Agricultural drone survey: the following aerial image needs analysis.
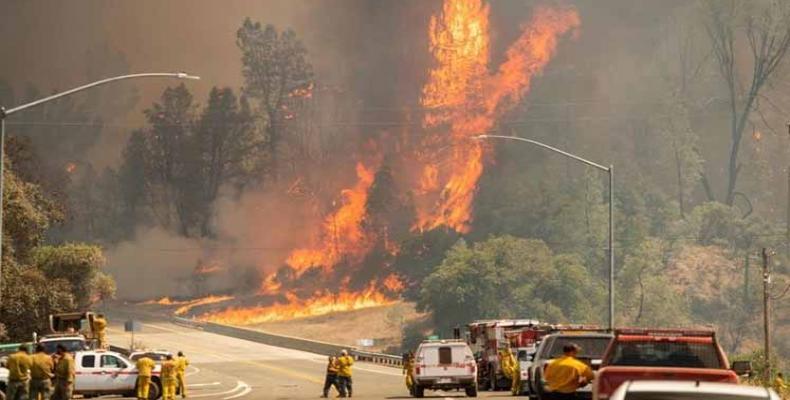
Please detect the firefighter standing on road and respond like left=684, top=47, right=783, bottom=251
left=321, top=355, right=339, bottom=398
left=544, top=343, right=594, bottom=400
left=92, top=314, right=108, bottom=349
left=6, top=345, right=31, bottom=400
left=51, top=345, right=75, bottom=400
left=162, top=354, right=178, bottom=400
left=402, top=352, right=415, bottom=393
left=176, top=351, right=189, bottom=398
left=337, top=349, right=354, bottom=398
left=135, top=355, right=156, bottom=400
left=29, top=344, right=54, bottom=400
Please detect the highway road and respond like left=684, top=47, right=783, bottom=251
left=105, top=312, right=508, bottom=400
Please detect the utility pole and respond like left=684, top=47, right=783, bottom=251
left=761, top=248, right=772, bottom=382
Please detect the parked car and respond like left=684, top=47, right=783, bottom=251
left=412, top=339, right=478, bottom=398
left=528, top=332, right=613, bottom=400
left=74, top=349, right=162, bottom=399
left=594, top=328, right=740, bottom=400
left=608, top=380, right=780, bottom=400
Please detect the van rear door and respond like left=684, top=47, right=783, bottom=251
left=421, top=344, right=473, bottom=379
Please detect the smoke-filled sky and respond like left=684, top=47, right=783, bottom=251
left=4, top=0, right=787, bottom=300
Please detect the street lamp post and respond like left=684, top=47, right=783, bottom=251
left=474, top=134, right=616, bottom=331
left=0, top=72, right=200, bottom=303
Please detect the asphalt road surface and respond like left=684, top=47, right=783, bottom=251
left=105, top=312, right=512, bottom=400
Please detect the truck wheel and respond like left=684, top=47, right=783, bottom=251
left=465, top=385, right=478, bottom=397
left=535, top=371, right=547, bottom=400
left=148, top=380, right=162, bottom=400
left=414, top=385, right=424, bottom=398
left=490, top=370, right=498, bottom=390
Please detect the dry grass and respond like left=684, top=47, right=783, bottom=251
left=248, top=301, right=424, bottom=352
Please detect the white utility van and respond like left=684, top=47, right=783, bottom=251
left=412, top=339, right=477, bottom=398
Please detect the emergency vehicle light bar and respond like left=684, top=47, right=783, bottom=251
left=615, top=328, right=715, bottom=337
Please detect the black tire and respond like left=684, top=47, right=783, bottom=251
left=414, top=385, right=425, bottom=398
left=490, top=370, right=499, bottom=391
left=148, top=380, right=162, bottom=400
left=535, top=371, right=547, bottom=400
left=466, top=385, right=478, bottom=397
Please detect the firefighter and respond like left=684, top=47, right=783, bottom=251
left=543, top=343, right=593, bottom=400
left=162, top=354, right=178, bottom=400
left=336, top=349, right=354, bottom=398
left=29, top=344, right=54, bottom=400
left=402, top=352, right=415, bottom=393
left=135, top=355, right=156, bottom=400
left=321, top=356, right=339, bottom=398
left=93, top=314, right=108, bottom=349
left=51, top=345, right=75, bottom=400
left=6, top=345, right=32, bottom=400
left=176, top=351, right=189, bottom=398
left=775, top=372, right=787, bottom=393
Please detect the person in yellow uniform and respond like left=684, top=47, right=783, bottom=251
left=29, top=344, right=54, bottom=400
left=544, top=344, right=594, bottom=400
left=6, top=345, right=32, bottom=400
left=402, top=352, right=415, bottom=393
left=51, top=345, right=75, bottom=400
left=93, top=314, right=108, bottom=349
left=321, top=356, right=339, bottom=398
left=176, top=351, right=189, bottom=398
left=161, top=355, right=178, bottom=400
left=336, top=350, right=354, bottom=398
left=135, top=355, right=156, bottom=400
left=774, top=372, right=787, bottom=394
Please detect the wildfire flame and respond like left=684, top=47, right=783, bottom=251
left=198, top=282, right=395, bottom=325
left=414, top=0, right=580, bottom=233
left=190, top=1, right=579, bottom=325
left=285, top=162, right=377, bottom=273
left=173, top=295, right=234, bottom=316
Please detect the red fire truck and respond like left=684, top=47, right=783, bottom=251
left=467, top=320, right=551, bottom=391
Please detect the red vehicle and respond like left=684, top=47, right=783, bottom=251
left=593, top=328, right=740, bottom=400
left=467, top=320, right=550, bottom=391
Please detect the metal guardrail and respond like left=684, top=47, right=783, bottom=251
left=171, top=316, right=403, bottom=368
left=351, top=349, right=403, bottom=367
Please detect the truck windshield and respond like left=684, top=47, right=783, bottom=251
left=545, top=337, right=611, bottom=359
left=609, top=341, right=723, bottom=368
left=41, top=340, right=87, bottom=355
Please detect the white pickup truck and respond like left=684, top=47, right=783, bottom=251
left=1, top=350, right=161, bottom=400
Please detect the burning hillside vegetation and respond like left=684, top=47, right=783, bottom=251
left=164, top=0, right=581, bottom=325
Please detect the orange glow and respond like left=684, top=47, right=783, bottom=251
left=65, top=162, right=77, bottom=174
left=414, top=0, right=580, bottom=233
left=198, top=283, right=394, bottom=325
left=285, top=162, right=377, bottom=274
left=140, top=297, right=189, bottom=306
left=173, top=295, right=235, bottom=316
left=382, top=274, right=405, bottom=292
left=259, top=273, right=282, bottom=295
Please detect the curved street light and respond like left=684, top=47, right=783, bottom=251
left=474, top=134, right=615, bottom=331
left=0, top=72, right=201, bottom=302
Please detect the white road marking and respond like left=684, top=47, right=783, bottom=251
left=188, top=380, right=248, bottom=398
left=223, top=381, right=252, bottom=399
left=186, top=365, right=200, bottom=376
left=187, top=382, right=221, bottom=387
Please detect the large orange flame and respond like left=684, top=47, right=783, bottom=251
left=198, top=281, right=395, bottom=325
left=187, top=1, right=579, bottom=325
left=414, top=0, right=580, bottom=233
left=285, top=162, right=377, bottom=273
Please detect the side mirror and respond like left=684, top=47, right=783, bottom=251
left=731, top=360, right=752, bottom=376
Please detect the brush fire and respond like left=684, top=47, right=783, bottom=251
left=148, top=0, right=580, bottom=326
